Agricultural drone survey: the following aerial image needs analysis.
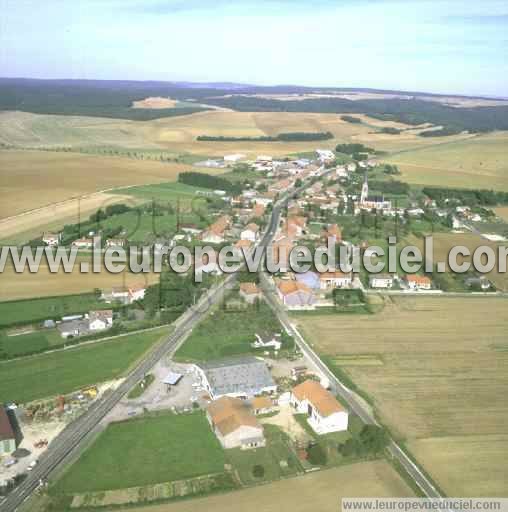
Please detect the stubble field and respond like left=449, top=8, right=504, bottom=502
left=118, top=460, right=413, bottom=512
left=296, top=296, right=508, bottom=496
left=385, top=132, right=508, bottom=190
left=0, top=150, right=191, bottom=219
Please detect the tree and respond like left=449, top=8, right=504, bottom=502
left=252, top=464, right=265, bottom=478
left=307, top=443, right=327, bottom=466
left=358, top=425, right=389, bottom=455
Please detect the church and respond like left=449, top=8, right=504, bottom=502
left=358, top=173, right=392, bottom=211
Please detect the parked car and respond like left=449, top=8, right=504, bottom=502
left=27, top=460, right=38, bottom=471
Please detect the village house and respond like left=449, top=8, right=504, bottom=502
left=0, top=406, right=16, bottom=455
left=194, top=250, right=222, bottom=276
left=252, top=203, right=266, bottom=219
left=72, top=237, right=94, bottom=249
left=322, top=224, right=342, bottom=244
left=319, top=271, right=352, bottom=290
left=201, top=215, right=230, bottom=244
left=88, top=310, right=113, bottom=331
left=290, top=380, right=348, bottom=435
left=195, top=356, right=277, bottom=400
left=239, top=282, right=261, bottom=304
left=369, top=274, right=395, bottom=289
left=316, top=149, right=335, bottom=163
left=404, top=274, right=432, bottom=290
left=42, top=232, right=61, bottom=247
left=240, top=222, right=260, bottom=242
left=224, top=153, right=246, bottom=164
left=295, top=271, right=321, bottom=290
left=102, top=285, right=146, bottom=304
left=270, top=237, right=295, bottom=272
left=206, top=397, right=265, bottom=450
left=276, top=280, right=316, bottom=310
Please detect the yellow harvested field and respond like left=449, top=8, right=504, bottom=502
left=297, top=296, right=508, bottom=496
left=0, top=191, right=136, bottom=243
left=131, top=97, right=177, bottom=109
left=494, top=206, right=508, bottom=222
left=385, top=132, right=508, bottom=190
left=121, top=461, right=413, bottom=512
left=408, top=435, right=508, bottom=498
left=0, top=259, right=158, bottom=301
left=0, top=150, right=191, bottom=219
left=0, top=110, right=471, bottom=159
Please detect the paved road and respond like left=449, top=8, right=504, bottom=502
left=259, top=272, right=444, bottom=500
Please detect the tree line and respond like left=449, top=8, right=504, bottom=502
left=197, top=131, right=333, bottom=142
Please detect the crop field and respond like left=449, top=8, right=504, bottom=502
left=121, top=460, right=412, bottom=512
left=296, top=296, right=508, bottom=496
left=0, top=191, right=136, bottom=244
left=0, top=327, right=169, bottom=403
left=0, top=150, right=191, bottom=219
left=0, top=257, right=158, bottom=301
left=385, top=132, right=508, bottom=191
left=494, top=206, right=508, bottom=222
left=53, top=412, right=225, bottom=493
left=406, top=232, right=508, bottom=291
left=0, top=110, right=472, bottom=162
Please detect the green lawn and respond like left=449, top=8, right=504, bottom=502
left=224, top=425, right=302, bottom=485
left=52, top=412, right=226, bottom=493
left=0, top=328, right=62, bottom=359
left=0, top=327, right=169, bottom=403
left=174, top=302, right=281, bottom=362
left=0, top=293, right=110, bottom=328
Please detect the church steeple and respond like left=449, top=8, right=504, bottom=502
left=360, top=172, right=368, bottom=204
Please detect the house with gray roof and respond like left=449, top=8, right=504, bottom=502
left=195, top=356, right=277, bottom=400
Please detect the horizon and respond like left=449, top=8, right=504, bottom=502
left=2, top=0, right=507, bottom=97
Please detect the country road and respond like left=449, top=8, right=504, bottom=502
left=0, top=166, right=446, bottom=511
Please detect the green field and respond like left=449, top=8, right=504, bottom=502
left=0, top=293, right=110, bottom=328
left=174, top=302, right=282, bottom=362
left=0, top=329, right=62, bottom=359
left=114, top=182, right=215, bottom=204
left=53, top=412, right=225, bottom=493
left=0, top=327, right=169, bottom=403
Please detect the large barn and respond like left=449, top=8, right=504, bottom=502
left=195, top=356, right=276, bottom=400
left=0, top=407, right=16, bottom=455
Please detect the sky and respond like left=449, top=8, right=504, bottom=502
left=1, top=0, right=507, bottom=96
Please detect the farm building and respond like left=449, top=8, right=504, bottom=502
left=195, top=356, right=277, bottom=400
left=0, top=407, right=16, bottom=455
left=291, top=380, right=348, bottom=435
left=206, top=396, right=265, bottom=450
left=89, top=310, right=113, bottom=331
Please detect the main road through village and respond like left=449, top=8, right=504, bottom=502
left=0, top=173, right=444, bottom=511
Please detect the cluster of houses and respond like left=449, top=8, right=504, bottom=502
left=195, top=355, right=348, bottom=450
left=57, top=310, right=113, bottom=339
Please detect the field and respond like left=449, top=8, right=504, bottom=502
left=296, top=296, right=508, bottom=496
left=0, top=329, right=62, bottom=358
left=0, top=257, right=158, bottom=301
left=494, top=206, right=508, bottom=222
left=0, top=293, right=108, bottom=327
left=53, top=412, right=225, bottom=493
left=120, top=460, right=413, bottom=512
left=0, top=110, right=474, bottom=161
left=0, top=191, right=136, bottom=244
left=385, top=132, right=508, bottom=190
left=174, top=302, right=282, bottom=362
left=0, top=327, right=169, bottom=403
left=406, top=232, right=508, bottom=291
left=0, top=150, right=191, bottom=219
